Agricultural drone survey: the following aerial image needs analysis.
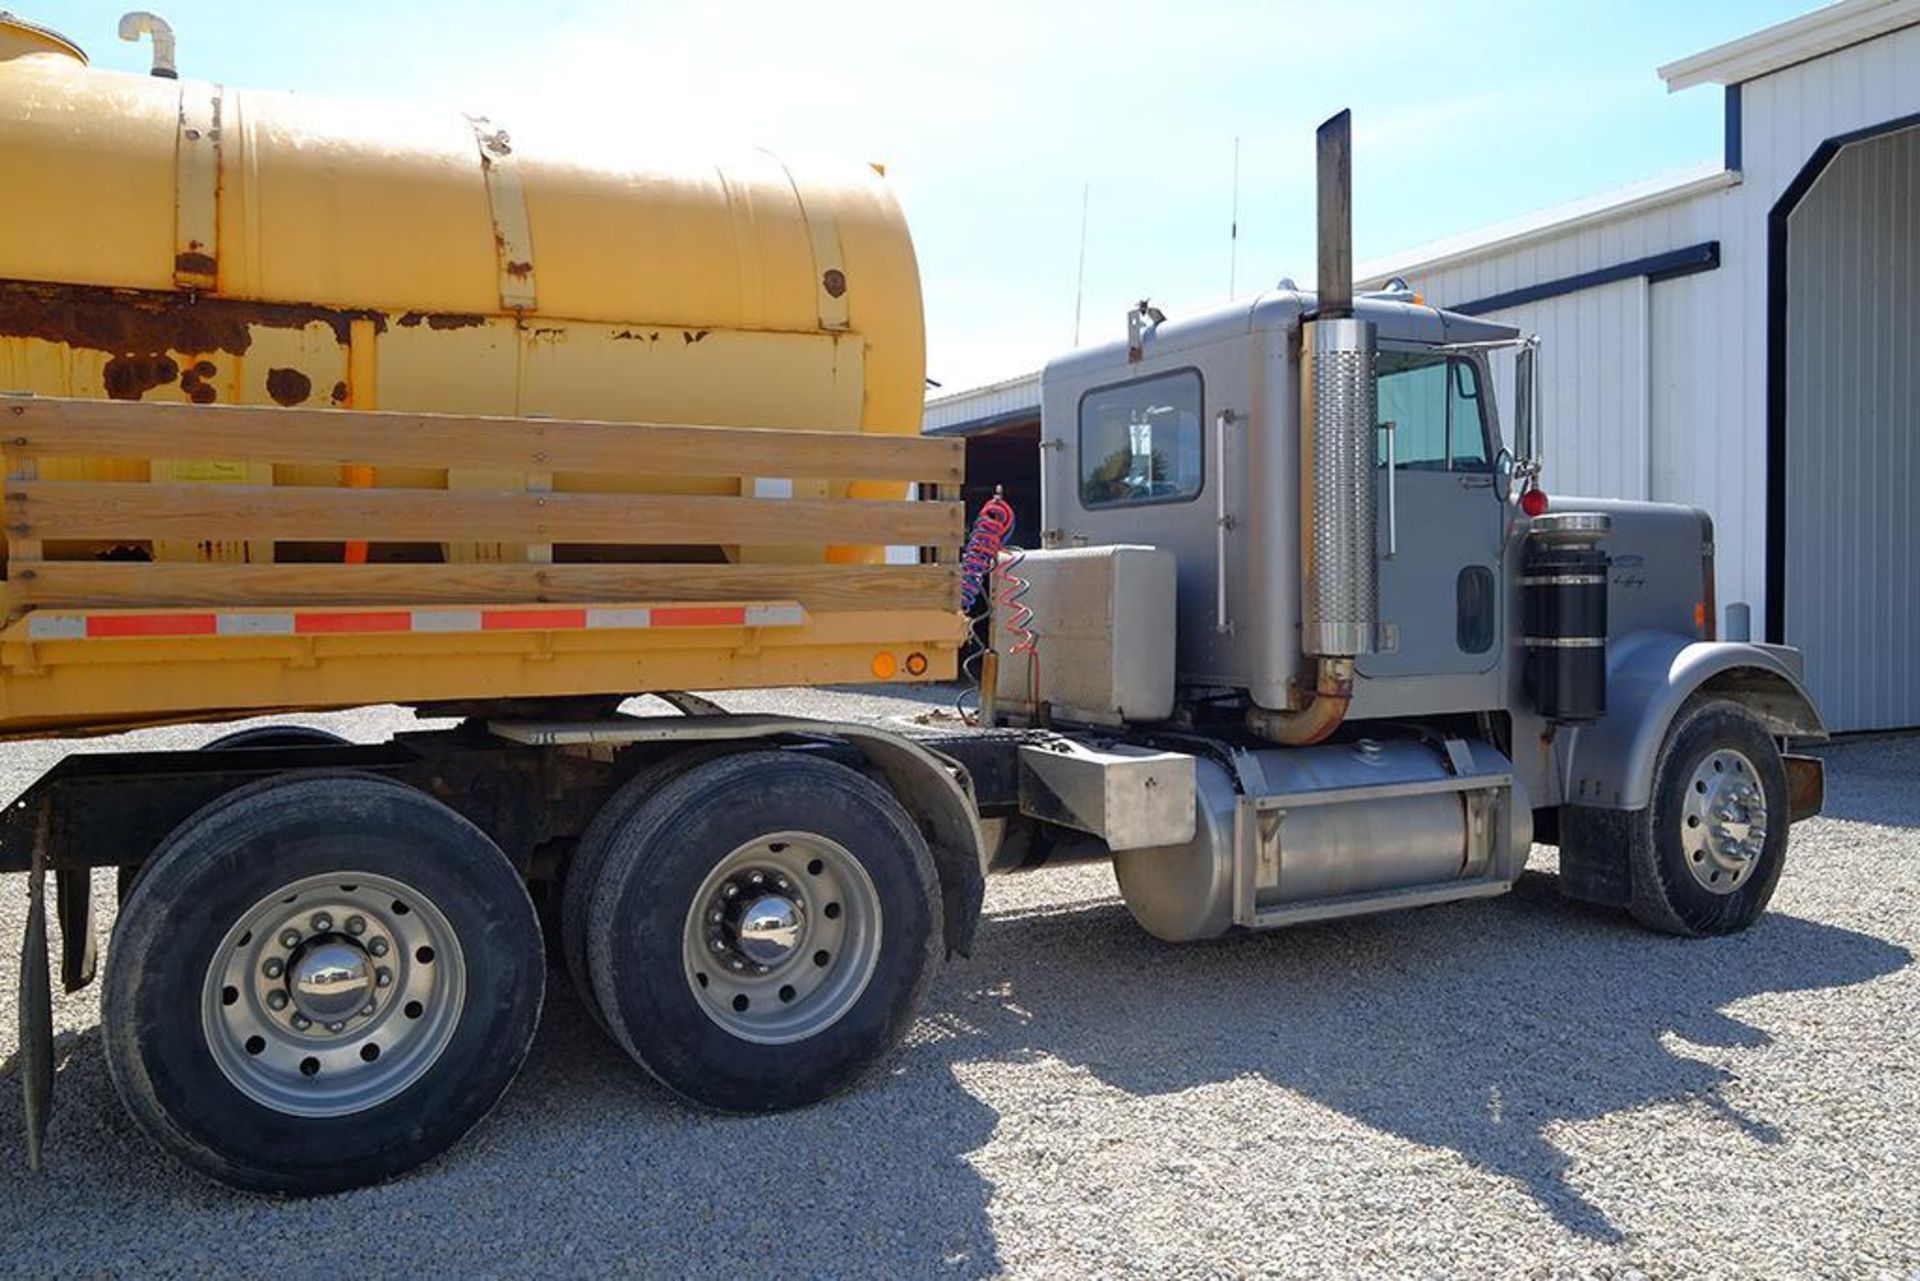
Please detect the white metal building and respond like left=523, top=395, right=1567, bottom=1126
left=1357, top=0, right=1920, bottom=732
left=931, top=0, right=1920, bottom=732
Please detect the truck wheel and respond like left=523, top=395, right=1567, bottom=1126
left=1627, top=698, right=1790, bottom=937
left=585, top=751, right=940, bottom=1112
left=558, top=748, right=722, bottom=1025
left=101, top=775, right=544, bottom=1194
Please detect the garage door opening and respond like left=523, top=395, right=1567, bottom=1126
left=1770, top=118, right=1920, bottom=732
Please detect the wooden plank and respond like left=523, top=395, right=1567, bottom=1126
left=1, top=397, right=963, bottom=484
left=9, top=561, right=961, bottom=613
left=6, top=480, right=963, bottom=547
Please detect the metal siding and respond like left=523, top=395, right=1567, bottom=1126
left=1372, top=21, right=1920, bottom=730
left=1785, top=125, right=1920, bottom=730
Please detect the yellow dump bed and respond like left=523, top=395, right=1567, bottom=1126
left=0, top=19, right=963, bottom=736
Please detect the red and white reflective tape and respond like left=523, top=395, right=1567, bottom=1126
left=22, top=601, right=807, bottom=641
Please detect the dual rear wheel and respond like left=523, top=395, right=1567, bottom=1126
left=566, top=751, right=942, bottom=1112
left=101, top=750, right=941, bottom=1193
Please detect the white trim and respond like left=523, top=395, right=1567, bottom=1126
left=1660, top=0, right=1920, bottom=91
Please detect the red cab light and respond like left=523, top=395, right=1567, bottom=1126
left=1520, top=487, right=1549, bottom=518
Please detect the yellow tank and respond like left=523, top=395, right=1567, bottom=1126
left=0, top=16, right=961, bottom=735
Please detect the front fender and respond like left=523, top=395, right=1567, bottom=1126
left=1563, top=631, right=1826, bottom=810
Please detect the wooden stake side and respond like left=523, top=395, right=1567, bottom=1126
left=0, top=397, right=964, bottom=485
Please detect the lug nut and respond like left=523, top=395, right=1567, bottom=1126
left=262, top=958, right=284, bottom=979
left=749, top=871, right=764, bottom=886
left=361, top=1003, right=376, bottom=1017
left=311, top=913, right=333, bottom=933
left=280, top=929, right=302, bottom=949
left=367, top=938, right=389, bottom=957
left=267, top=990, right=289, bottom=1011
left=723, top=884, right=739, bottom=899
left=345, top=915, right=366, bottom=936
left=775, top=877, right=791, bottom=892
left=710, top=939, right=727, bottom=954
left=709, top=910, right=723, bottom=924
left=375, top=967, right=392, bottom=988
left=291, top=1013, right=312, bottom=1030
left=729, top=959, right=746, bottom=972
left=327, top=1021, right=345, bottom=1032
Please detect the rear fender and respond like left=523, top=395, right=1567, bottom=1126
left=1562, top=631, right=1825, bottom=811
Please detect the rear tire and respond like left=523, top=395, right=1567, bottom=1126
left=558, top=748, right=722, bottom=1026
left=101, top=775, right=545, bottom=1195
left=586, top=751, right=940, bottom=1112
left=1627, top=698, right=1789, bottom=936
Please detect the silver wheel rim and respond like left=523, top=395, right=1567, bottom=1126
left=681, top=831, right=882, bottom=1045
left=1680, top=747, right=1769, bottom=895
left=202, top=872, right=466, bottom=1117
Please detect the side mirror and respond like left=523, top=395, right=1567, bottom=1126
left=1512, top=339, right=1543, bottom=486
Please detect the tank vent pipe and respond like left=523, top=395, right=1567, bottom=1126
left=117, top=11, right=176, bottom=78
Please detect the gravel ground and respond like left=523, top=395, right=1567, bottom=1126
left=0, top=687, right=1916, bottom=1278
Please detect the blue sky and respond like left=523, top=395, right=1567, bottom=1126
left=53, top=1, right=1811, bottom=390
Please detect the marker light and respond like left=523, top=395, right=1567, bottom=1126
left=1520, top=487, right=1549, bottom=518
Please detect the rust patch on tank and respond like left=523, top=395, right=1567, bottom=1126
left=174, top=250, right=218, bottom=279
left=683, top=329, right=711, bottom=345
left=266, top=367, right=312, bottom=406
left=179, top=361, right=218, bottom=404
left=101, top=354, right=181, bottom=401
left=0, top=278, right=386, bottom=356
left=330, top=380, right=350, bottom=404
left=506, top=260, right=533, bottom=279
left=822, top=269, right=847, bottom=298
left=399, top=311, right=486, bottom=331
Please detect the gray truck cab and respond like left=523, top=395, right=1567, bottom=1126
left=986, top=115, right=1824, bottom=942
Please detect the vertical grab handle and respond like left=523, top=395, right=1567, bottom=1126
left=1215, top=408, right=1235, bottom=634
left=1381, top=419, right=1398, bottom=560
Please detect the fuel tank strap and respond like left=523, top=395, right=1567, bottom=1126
left=172, top=81, right=223, bottom=290
left=466, top=115, right=538, bottom=312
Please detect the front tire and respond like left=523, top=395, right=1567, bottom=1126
left=1627, top=698, right=1790, bottom=936
left=586, top=751, right=940, bottom=1112
left=102, top=775, right=545, bottom=1195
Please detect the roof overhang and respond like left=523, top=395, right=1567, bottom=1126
left=1660, top=0, right=1920, bottom=91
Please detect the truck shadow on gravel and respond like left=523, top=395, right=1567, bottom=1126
left=0, top=873, right=1906, bottom=1271
left=937, top=870, right=1910, bottom=1245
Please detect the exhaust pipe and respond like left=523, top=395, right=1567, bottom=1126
left=1254, top=109, right=1375, bottom=747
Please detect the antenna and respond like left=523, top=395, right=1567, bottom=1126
left=1229, top=136, right=1241, bottom=298
left=1072, top=181, right=1090, bottom=347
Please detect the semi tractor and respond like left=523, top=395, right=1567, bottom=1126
left=0, top=14, right=1825, bottom=1194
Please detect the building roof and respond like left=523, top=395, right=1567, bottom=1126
left=1660, top=0, right=1920, bottom=90
left=1355, top=162, right=1737, bottom=286
left=923, top=370, right=1041, bottom=436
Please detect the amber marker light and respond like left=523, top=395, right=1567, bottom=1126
left=904, top=651, right=929, bottom=676
left=870, top=652, right=899, bottom=680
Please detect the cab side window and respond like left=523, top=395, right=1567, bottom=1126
left=1376, top=354, right=1489, bottom=472
left=1078, top=370, right=1205, bottom=508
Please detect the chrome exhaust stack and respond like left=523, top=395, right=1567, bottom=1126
left=1253, top=109, right=1376, bottom=746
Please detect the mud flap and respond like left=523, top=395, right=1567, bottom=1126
left=55, top=868, right=95, bottom=993
left=19, top=850, right=53, bottom=1171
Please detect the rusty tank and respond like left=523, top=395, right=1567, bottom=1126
left=0, top=14, right=960, bottom=736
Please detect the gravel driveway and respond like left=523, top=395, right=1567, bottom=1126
left=0, top=688, right=1914, bottom=1277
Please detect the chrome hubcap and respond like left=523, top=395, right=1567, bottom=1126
left=682, top=832, right=882, bottom=1045
left=1681, top=747, right=1769, bottom=895
left=736, top=895, right=805, bottom=966
left=290, top=940, right=374, bottom=1024
left=202, top=873, right=465, bottom=1117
